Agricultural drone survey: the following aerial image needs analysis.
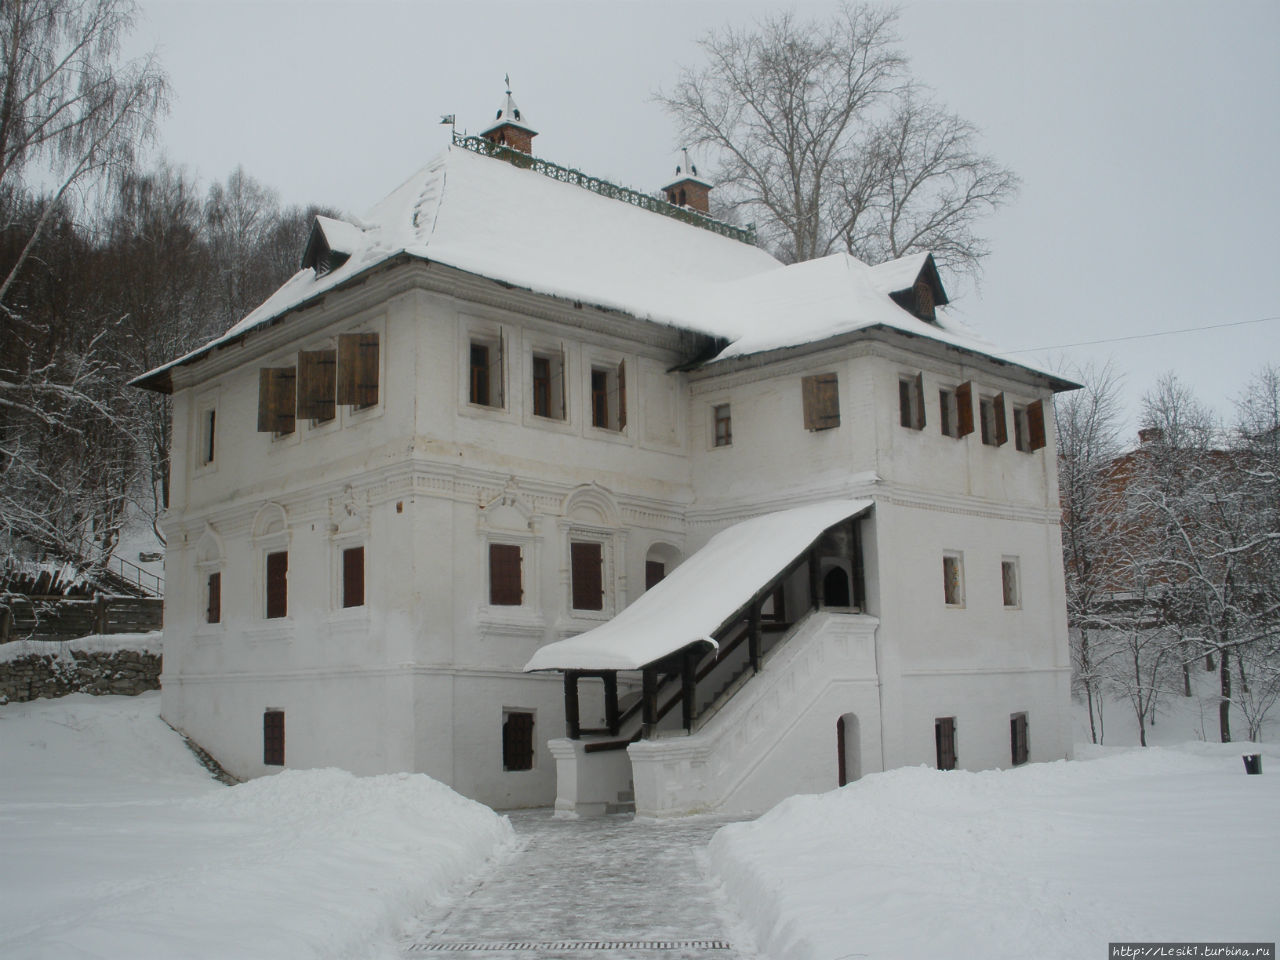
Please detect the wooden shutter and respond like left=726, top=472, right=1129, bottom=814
left=802, top=373, right=840, bottom=430
left=336, top=333, right=379, bottom=407
left=257, top=367, right=296, bottom=433
left=298, top=349, right=337, bottom=420
left=342, top=546, right=365, bottom=608
left=207, top=571, right=221, bottom=624
left=265, top=551, right=288, bottom=619
left=489, top=544, right=522, bottom=606
left=470, top=343, right=489, bottom=406
left=570, top=541, right=603, bottom=611
left=492, top=332, right=504, bottom=407
left=956, top=381, right=975, bottom=437
left=1011, top=714, right=1028, bottom=766
left=899, top=379, right=913, bottom=428
left=993, top=393, right=1008, bottom=446
left=645, top=560, right=665, bottom=590
left=617, top=360, right=627, bottom=430
left=532, top=356, right=550, bottom=417
left=591, top=370, right=608, bottom=427
left=935, top=717, right=956, bottom=771
left=911, top=373, right=926, bottom=429
left=263, top=710, right=285, bottom=766
left=1027, top=399, right=1046, bottom=451
left=837, top=716, right=848, bottom=787
left=503, top=711, right=533, bottom=771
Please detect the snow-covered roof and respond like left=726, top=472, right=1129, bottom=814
left=132, top=143, right=1066, bottom=391
left=523, top=499, right=872, bottom=673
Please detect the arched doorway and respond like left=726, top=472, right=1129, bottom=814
left=837, top=713, right=861, bottom=786
left=823, top=566, right=851, bottom=607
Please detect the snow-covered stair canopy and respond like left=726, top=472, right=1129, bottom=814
left=524, top=499, right=872, bottom=673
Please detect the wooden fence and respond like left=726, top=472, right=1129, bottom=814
left=0, top=596, right=163, bottom=643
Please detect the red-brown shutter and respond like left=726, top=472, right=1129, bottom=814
left=570, top=542, right=603, bottom=611
left=645, top=560, right=665, bottom=590
left=802, top=373, right=840, bottom=430
left=265, top=551, right=288, bottom=619
left=298, top=349, right=337, bottom=420
left=257, top=367, right=296, bottom=433
left=207, top=571, right=221, bottom=624
left=617, top=360, right=627, bottom=430
left=993, top=393, right=1008, bottom=446
left=263, top=710, right=285, bottom=765
left=1027, top=399, right=1046, bottom=451
left=342, top=546, right=365, bottom=608
left=489, top=544, right=522, bottom=606
left=503, top=711, right=534, bottom=771
left=956, top=381, right=975, bottom=437
left=911, top=372, right=926, bottom=429
left=337, top=333, right=379, bottom=407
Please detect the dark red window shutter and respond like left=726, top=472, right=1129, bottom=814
left=956, top=381, right=975, bottom=437
left=265, top=551, right=288, bottom=619
left=298, top=349, right=337, bottom=420
left=489, top=544, right=522, bottom=606
left=264, top=710, right=284, bottom=766
left=502, top=711, right=534, bottom=771
left=935, top=717, right=957, bottom=770
left=207, top=571, right=221, bottom=624
left=802, top=373, right=840, bottom=430
left=342, top=546, right=365, bottom=608
left=257, top=367, right=296, bottom=434
left=571, top=542, right=603, bottom=611
left=1027, top=399, right=1046, bottom=451
left=645, top=560, right=666, bottom=590
left=993, top=393, right=1008, bottom=446
left=337, top=333, right=379, bottom=407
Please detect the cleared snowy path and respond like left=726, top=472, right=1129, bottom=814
left=402, top=811, right=756, bottom=959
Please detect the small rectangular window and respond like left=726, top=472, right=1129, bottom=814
left=1015, top=399, right=1047, bottom=452
left=342, top=546, right=365, bottom=608
left=943, top=552, right=964, bottom=607
left=590, top=362, right=626, bottom=431
left=935, top=717, right=957, bottom=771
left=1001, top=558, right=1020, bottom=608
left=898, top=373, right=924, bottom=430
left=802, top=373, right=840, bottom=430
left=489, top=543, right=523, bottom=606
left=502, top=710, right=534, bottom=771
left=264, top=709, right=285, bottom=766
left=532, top=351, right=566, bottom=420
left=1010, top=712, right=1029, bottom=766
left=469, top=335, right=504, bottom=408
left=206, top=571, right=221, bottom=624
left=201, top=408, right=216, bottom=464
left=979, top=393, right=1007, bottom=447
left=713, top=403, right=732, bottom=446
left=265, top=550, right=288, bottom=619
left=570, top=541, right=604, bottom=611
left=939, top=389, right=957, bottom=438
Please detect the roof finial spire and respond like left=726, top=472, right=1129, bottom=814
left=504, top=72, right=511, bottom=94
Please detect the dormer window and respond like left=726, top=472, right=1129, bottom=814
left=301, top=217, right=360, bottom=277
left=914, top=280, right=935, bottom=322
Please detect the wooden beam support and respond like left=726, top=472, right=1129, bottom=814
left=604, top=672, right=620, bottom=736
left=563, top=671, right=581, bottom=740
left=749, top=597, right=762, bottom=673
left=642, top=666, right=657, bottom=737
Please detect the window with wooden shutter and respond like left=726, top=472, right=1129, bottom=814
left=645, top=560, right=665, bottom=590
left=336, top=333, right=379, bottom=408
left=298, top=348, right=337, bottom=421
left=531, top=350, right=566, bottom=420
left=994, top=393, right=1008, bottom=446
left=935, top=717, right=957, bottom=771
left=802, top=373, right=840, bottom=431
left=589, top=363, right=624, bottom=431
left=342, top=546, right=365, bottom=608
left=206, top=571, right=221, bottom=624
left=263, top=710, right=285, bottom=766
left=1010, top=712, right=1029, bottom=766
left=1026, top=399, right=1046, bottom=451
left=713, top=404, right=732, bottom=446
left=502, top=710, right=534, bottom=771
left=489, top=544, right=522, bottom=606
left=617, top=360, right=626, bottom=430
left=939, top=389, right=957, bottom=437
left=955, top=381, right=975, bottom=437
left=265, top=550, right=288, bottom=619
left=257, top=367, right=296, bottom=434
left=897, top=373, right=924, bottom=431
left=570, top=541, right=603, bottom=611
left=980, top=393, right=1007, bottom=446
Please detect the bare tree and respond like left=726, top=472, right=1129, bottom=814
left=657, top=3, right=1018, bottom=275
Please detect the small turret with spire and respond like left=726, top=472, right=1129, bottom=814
left=662, top=148, right=712, bottom=214
left=481, top=76, right=538, bottom=154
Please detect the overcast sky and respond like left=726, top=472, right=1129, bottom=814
left=131, top=0, right=1280, bottom=439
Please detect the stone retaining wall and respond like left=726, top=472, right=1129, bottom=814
left=0, top=636, right=162, bottom=703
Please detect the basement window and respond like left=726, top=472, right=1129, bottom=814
left=898, top=373, right=925, bottom=430
left=264, top=710, right=285, bottom=766
left=502, top=710, right=534, bottom=771
left=935, top=716, right=957, bottom=771
left=1010, top=712, right=1029, bottom=766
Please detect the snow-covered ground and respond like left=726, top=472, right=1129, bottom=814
left=0, top=693, right=515, bottom=960
left=710, top=718, right=1280, bottom=960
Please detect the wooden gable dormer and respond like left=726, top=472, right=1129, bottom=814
left=884, top=253, right=949, bottom=325
left=301, top=216, right=363, bottom=277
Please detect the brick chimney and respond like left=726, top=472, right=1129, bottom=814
left=481, top=85, right=537, bottom=154
left=1138, top=427, right=1165, bottom=446
left=662, top=148, right=712, bottom=214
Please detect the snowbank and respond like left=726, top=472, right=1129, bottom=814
left=0, top=629, right=162, bottom=663
left=709, top=744, right=1280, bottom=960
left=0, top=693, right=516, bottom=960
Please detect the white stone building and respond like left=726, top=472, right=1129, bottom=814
left=135, top=99, right=1076, bottom=816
